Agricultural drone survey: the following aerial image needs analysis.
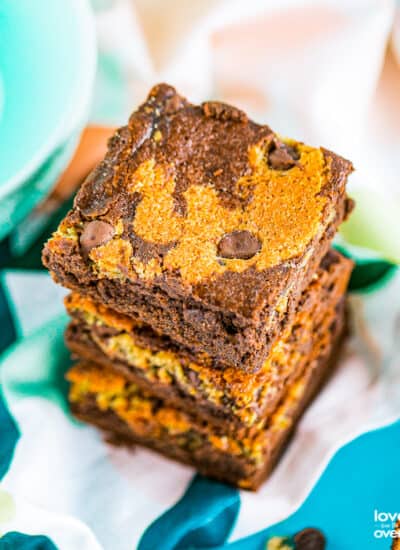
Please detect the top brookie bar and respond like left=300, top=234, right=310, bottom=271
left=43, top=83, right=354, bottom=372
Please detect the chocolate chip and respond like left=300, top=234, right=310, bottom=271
left=217, top=230, right=261, bottom=260
left=186, top=369, right=201, bottom=388
left=108, top=126, right=131, bottom=158
left=164, top=93, right=187, bottom=114
left=202, top=101, right=248, bottom=123
left=129, top=113, right=154, bottom=153
left=76, top=162, right=115, bottom=217
left=80, top=220, right=115, bottom=255
left=294, top=528, right=326, bottom=550
left=268, top=143, right=299, bottom=170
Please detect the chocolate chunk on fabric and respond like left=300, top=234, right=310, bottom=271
left=294, top=528, right=326, bottom=550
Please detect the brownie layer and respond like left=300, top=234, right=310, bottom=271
left=65, top=250, right=352, bottom=432
left=68, top=309, right=345, bottom=490
left=43, top=83, right=354, bottom=372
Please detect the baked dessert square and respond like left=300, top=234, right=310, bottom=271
left=65, top=249, right=353, bottom=434
left=43, top=84, right=354, bottom=371
left=67, top=297, right=345, bottom=491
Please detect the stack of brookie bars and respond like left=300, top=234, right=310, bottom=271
left=43, top=84, right=354, bottom=490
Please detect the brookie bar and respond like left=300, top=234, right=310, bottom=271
left=43, top=84, right=354, bottom=372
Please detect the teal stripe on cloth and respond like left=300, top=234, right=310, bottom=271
left=0, top=387, right=18, bottom=480
left=0, top=532, right=57, bottom=549
left=138, top=476, right=240, bottom=550
left=0, top=241, right=12, bottom=271
left=224, top=422, right=400, bottom=549
left=138, top=420, right=400, bottom=549
left=0, top=276, right=19, bottom=480
left=0, top=276, right=16, bottom=351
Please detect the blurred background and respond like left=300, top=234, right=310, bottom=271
left=0, top=0, right=399, bottom=270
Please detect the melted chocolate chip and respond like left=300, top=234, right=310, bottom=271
left=202, top=101, right=248, bottom=123
left=294, top=528, right=326, bottom=550
left=164, top=93, right=188, bottom=114
left=76, top=162, right=115, bottom=217
left=217, top=231, right=261, bottom=260
left=186, top=369, right=201, bottom=388
left=80, top=221, right=115, bottom=255
left=107, top=126, right=131, bottom=158
left=128, top=113, right=154, bottom=153
left=268, top=143, right=299, bottom=170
